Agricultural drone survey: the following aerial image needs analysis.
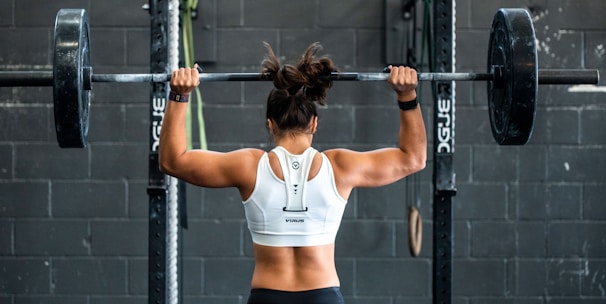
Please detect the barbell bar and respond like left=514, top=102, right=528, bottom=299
left=0, top=69, right=598, bottom=86
left=0, top=8, right=601, bottom=148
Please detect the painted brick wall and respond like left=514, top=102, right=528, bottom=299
left=0, top=0, right=604, bottom=303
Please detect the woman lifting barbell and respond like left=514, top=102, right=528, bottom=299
left=158, top=42, right=427, bottom=304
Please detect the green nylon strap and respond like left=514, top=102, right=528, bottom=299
left=183, top=0, right=207, bottom=150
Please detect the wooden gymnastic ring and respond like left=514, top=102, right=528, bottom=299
left=408, top=206, right=422, bottom=257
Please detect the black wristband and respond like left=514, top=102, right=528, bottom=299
left=169, top=91, right=189, bottom=103
left=397, top=98, right=418, bottom=111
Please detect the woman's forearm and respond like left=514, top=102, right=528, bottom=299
left=158, top=100, right=189, bottom=174
left=398, top=104, right=427, bottom=168
left=159, top=66, right=200, bottom=174
left=395, top=89, right=427, bottom=170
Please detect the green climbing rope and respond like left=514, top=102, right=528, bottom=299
left=183, top=0, right=207, bottom=150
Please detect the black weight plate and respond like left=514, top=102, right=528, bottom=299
left=487, top=9, right=537, bottom=145
left=53, top=9, right=91, bottom=148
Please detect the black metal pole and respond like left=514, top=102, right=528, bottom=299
left=147, top=0, right=170, bottom=304
left=432, top=0, right=457, bottom=303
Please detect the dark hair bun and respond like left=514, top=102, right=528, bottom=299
left=261, top=42, right=337, bottom=105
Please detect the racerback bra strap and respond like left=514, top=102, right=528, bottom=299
left=272, top=146, right=317, bottom=212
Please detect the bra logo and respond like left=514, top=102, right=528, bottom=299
left=292, top=161, right=300, bottom=170
left=285, top=218, right=304, bottom=223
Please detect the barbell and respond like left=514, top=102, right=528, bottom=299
left=0, top=8, right=599, bottom=148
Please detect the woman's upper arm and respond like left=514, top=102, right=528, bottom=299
left=162, top=148, right=262, bottom=188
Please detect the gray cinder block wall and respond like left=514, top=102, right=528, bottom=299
left=0, top=0, right=605, bottom=303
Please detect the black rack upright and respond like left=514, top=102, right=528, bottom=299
left=432, top=1, right=457, bottom=304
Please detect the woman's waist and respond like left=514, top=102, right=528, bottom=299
left=251, top=260, right=339, bottom=290
left=251, top=243, right=338, bottom=289
left=250, top=272, right=340, bottom=291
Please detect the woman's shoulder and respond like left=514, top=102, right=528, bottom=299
left=321, top=148, right=354, bottom=159
left=231, top=148, right=266, bottom=160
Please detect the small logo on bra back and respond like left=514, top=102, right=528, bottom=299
left=292, top=161, right=300, bottom=170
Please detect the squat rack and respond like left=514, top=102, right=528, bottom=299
left=144, top=1, right=455, bottom=304
left=147, top=1, right=185, bottom=304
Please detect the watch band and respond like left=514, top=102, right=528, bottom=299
left=397, top=98, right=418, bottom=111
left=169, top=91, right=189, bottom=103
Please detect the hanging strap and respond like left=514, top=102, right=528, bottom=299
left=272, top=146, right=316, bottom=212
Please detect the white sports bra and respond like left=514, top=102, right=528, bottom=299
left=242, top=146, right=347, bottom=247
